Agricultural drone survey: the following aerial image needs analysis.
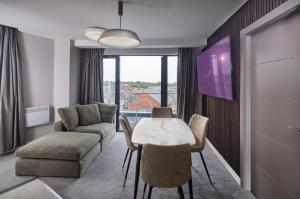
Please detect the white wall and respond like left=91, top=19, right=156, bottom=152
left=19, top=32, right=55, bottom=142
left=53, top=38, right=71, bottom=121
left=53, top=38, right=81, bottom=121
left=104, top=48, right=178, bottom=56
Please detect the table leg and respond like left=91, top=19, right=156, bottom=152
left=134, top=145, right=143, bottom=199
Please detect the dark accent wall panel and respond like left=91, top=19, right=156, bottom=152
left=203, top=0, right=288, bottom=175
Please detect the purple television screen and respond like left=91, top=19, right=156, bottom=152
left=196, top=36, right=233, bottom=100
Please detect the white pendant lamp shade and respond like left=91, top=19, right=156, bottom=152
left=84, top=27, right=106, bottom=41
left=98, top=29, right=141, bottom=49
left=84, top=1, right=141, bottom=49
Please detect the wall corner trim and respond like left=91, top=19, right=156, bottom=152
left=206, top=139, right=241, bottom=185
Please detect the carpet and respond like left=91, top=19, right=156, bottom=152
left=40, top=134, right=255, bottom=199
left=0, top=133, right=255, bottom=198
left=0, top=153, right=36, bottom=194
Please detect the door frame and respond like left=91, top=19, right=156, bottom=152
left=240, top=0, right=300, bottom=191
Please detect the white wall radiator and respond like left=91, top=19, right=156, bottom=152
left=25, top=106, right=50, bottom=127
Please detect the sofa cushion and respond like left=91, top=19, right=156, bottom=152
left=0, top=179, right=63, bottom=199
left=58, top=105, right=79, bottom=130
left=73, top=123, right=114, bottom=140
left=77, top=104, right=102, bottom=126
left=93, top=102, right=117, bottom=123
left=16, top=132, right=100, bottom=161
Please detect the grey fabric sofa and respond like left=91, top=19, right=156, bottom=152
left=15, top=102, right=117, bottom=178
left=54, top=102, right=117, bottom=151
left=0, top=179, right=62, bottom=199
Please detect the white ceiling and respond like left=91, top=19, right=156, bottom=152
left=0, top=0, right=245, bottom=48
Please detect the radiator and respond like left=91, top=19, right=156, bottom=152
left=25, top=106, right=50, bottom=127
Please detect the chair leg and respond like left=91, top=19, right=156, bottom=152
left=147, top=186, right=153, bottom=199
left=188, top=178, right=193, bottom=199
left=177, top=186, right=185, bottom=199
left=142, top=183, right=148, bottom=199
left=123, top=150, right=133, bottom=188
left=199, top=152, right=212, bottom=185
left=122, top=148, right=129, bottom=168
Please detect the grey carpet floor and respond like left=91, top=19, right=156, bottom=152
left=0, top=134, right=255, bottom=199
left=0, top=153, right=36, bottom=193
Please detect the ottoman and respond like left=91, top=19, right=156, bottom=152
left=15, top=132, right=101, bottom=178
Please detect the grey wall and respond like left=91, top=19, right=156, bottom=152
left=19, top=32, right=55, bottom=142
left=53, top=38, right=71, bottom=121
left=69, top=41, right=81, bottom=105
left=192, top=47, right=202, bottom=115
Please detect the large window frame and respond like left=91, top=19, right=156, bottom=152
left=103, top=55, right=177, bottom=131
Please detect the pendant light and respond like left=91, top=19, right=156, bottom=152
left=98, top=1, right=141, bottom=49
left=84, top=27, right=106, bottom=41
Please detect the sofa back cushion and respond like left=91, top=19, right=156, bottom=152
left=58, top=105, right=79, bottom=130
left=77, top=104, right=102, bottom=126
left=93, top=102, right=117, bottom=123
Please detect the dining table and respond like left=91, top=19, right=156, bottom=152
left=131, top=118, right=196, bottom=199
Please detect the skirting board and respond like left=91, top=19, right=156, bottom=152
left=206, top=139, right=241, bottom=185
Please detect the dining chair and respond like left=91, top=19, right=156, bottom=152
left=119, top=114, right=137, bottom=188
left=151, top=107, right=173, bottom=118
left=188, top=114, right=212, bottom=184
left=141, top=143, right=193, bottom=199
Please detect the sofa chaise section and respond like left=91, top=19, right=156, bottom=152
left=15, top=132, right=101, bottom=178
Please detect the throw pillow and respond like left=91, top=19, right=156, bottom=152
left=58, top=105, right=79, bottom=130
left=77, top=104, right=102, bottom=126
left=93, top=102, right=117, bottom=123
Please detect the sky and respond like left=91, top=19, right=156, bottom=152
left=103, top=56, right=177, bottom=83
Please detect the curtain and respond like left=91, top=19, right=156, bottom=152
left=80, top=48, right=104, bottom=104
left=0, top=25, right=25, bottom=154
left=177, top=48, right=197, bottom=123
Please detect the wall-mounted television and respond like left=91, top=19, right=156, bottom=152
left=196, top=36, right=233, bottom=101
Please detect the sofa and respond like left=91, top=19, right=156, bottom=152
left=54, top=102, right=117, bottom=151
left=15, top=102, right=117, bottom=178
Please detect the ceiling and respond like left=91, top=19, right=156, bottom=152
left=0, top=0, right=245, bottom=48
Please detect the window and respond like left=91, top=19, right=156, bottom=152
left=103, top=55, right=177, bottom=130
left=120, top=56, right=161, bottom=125
left=167, top=56, right=177, bottom=113
left=103, top=58, right=116, bottom=104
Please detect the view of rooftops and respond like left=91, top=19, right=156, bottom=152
left=103, top=56, right=177, bottom=126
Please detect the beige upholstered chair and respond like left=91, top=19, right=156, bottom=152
left=141, top=144, right=193, bottom=199
left=151, top=107, right=173, bottom=118
left=119, top=114, right=137, bottom=188
left=188, top=114, right=212, bottom=184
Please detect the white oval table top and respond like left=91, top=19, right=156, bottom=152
left=131, top=118, right=196, bottom=146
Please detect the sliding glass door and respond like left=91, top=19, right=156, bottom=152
left=167, top=56, right=177, bottom=113
left=120, top=56, right=162, bottom=126
left=103, top=58, right=116, bottom=104
left=103, top=55, right=177, bottom=130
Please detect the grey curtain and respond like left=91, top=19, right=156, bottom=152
left=177, top=48, right=197, bottom=123
left=0, top=25, right=25, bottom=154
left=80, top=48, right=104, bottom=104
